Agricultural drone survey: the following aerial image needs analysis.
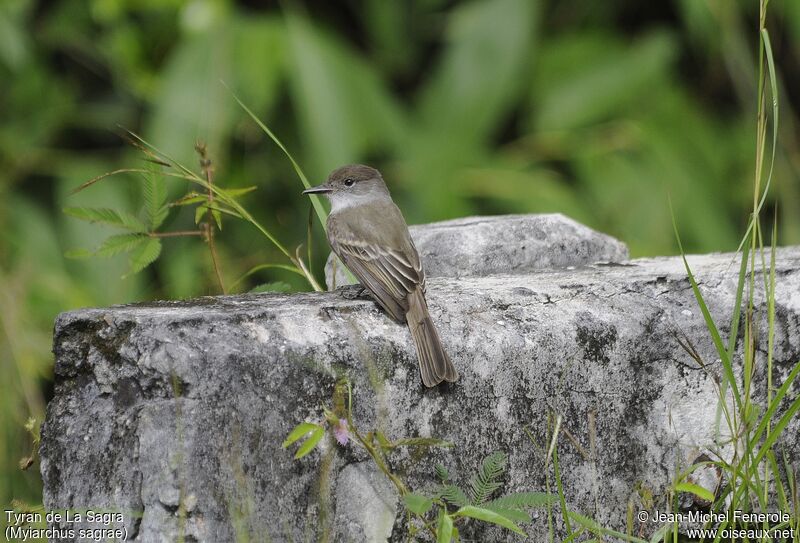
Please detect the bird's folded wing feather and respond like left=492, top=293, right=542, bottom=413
left=333, top=238, right=422, bottom=323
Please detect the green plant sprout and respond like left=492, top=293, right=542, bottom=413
left=282, top=379, right=555, bottom=541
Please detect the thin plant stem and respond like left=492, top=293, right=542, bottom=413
left=196, top=142, right=226, bottom=294
left=148, top=230, right=204, bottom=238
left=340, top=382, right=438, bottom=540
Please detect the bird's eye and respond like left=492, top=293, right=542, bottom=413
left=343, top=178, right=355, bottom=187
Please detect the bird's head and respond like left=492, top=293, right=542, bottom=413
left=303, top=164, right=390, bottom=210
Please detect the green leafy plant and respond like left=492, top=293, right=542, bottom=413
left=64, top=128, right=324, bottom=293
left=405, top=451, right=557, bottom=541
left=65, top=162, right=190, bottom=279
left=661, top=2, right=800, bottom=540
left=282, top=379, right=450, bottom=498
left=282, top=422, right=325, bottom=460
left=283, top=380, right=555, bottom=541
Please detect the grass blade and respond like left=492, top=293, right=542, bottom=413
left=551, top=426, right=572, bottom=535
left=64, top=207, right=147, bottom=232
left=749, top=361, right=800, bottom=450
left=670, top=200, right=742, bottom=412
left=753, top=390, right=800, bottom=466
left=225, top=83, right=328, bottom=231
left=674, top=482, right=714, bottom=504
left=568, top=512, right=648, bottom=543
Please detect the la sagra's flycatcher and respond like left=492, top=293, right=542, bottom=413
left=304, top=165, right=458, bottom=387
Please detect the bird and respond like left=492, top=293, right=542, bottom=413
left=303, top=164, right=458, bottom=387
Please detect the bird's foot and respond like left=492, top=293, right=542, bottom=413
left=339, top=284, right=370, bottom=300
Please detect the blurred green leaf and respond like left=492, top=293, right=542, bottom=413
left=231, top=16, right=286, bottom=119
left=294, top=425, right=324, bottom=459
left=482, top=506, right=530, bottom=523
left=417, top=0, right=538, bottom=143
left=249, top=281, right=292, bottom=293
left=146, top=23, right=234, bottom=168
left=0, top=61, right=75, bottom=160
left=219, top=186, right=258, bottom=198
left=674, top=482, right=715, bottom=503
left=403, top=492, right=433, bottom=516
left=459, top=166, right=589, bottom=221
left=64, top=248, right=94, bottom=259
left=363, top=0, right=408, bottom=72
left=532, top=30, right=677, bottom=132
left=437, top=512, right=454, bottom=542
left=454, top=505, right=526, bottom=535
left=7, top=195, right=65, bottom=270
left=0, top=2, right=31, bottom=70
left=282, top=422, right=320, bottom=448
left=160, top=238, right=205, bottom=299
left=285, top=11, right=406, bottom=177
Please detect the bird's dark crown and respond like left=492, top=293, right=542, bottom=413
left=327, top=164, right=382, bottom=186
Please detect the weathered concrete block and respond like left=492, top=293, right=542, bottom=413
left=40, top=215, right=800, bottom=542
left=325, top=213, right=629, bottom=288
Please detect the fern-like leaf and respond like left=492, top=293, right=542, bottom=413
left=95, top=234, right=148, bottom=257
left=127, top=238, right=161, bottom=275
left=469, top=452, right=507, bottom=505
left=440, top=484, right=470, bottom=507
left=142, top=169, right=168, bottom=229
left=435, top=464, right=449, bottom=482
left=64, top=207, right=147, bottom=232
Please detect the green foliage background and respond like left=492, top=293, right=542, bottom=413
left=1, top=0, right=799, bottom=512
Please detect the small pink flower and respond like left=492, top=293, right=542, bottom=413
left=333, top=419, right=349, bottom=446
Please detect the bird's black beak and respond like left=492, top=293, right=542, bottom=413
left=302, top=184, right=332, bottom=195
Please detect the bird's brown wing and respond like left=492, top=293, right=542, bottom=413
left=331, top=237, right=421, bottom=323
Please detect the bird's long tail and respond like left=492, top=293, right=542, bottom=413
left=406, top=288, right=458, bottom=387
